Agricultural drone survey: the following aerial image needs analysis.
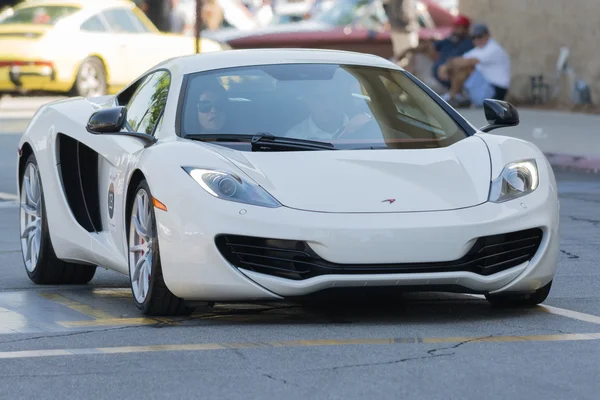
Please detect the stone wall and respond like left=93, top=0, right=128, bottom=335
left=459, top=0, right=599, bottom=105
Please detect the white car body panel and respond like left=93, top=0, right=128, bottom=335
left=208, top=135, right=491, bottom=213
left=16, top=49, right=560, bottom=303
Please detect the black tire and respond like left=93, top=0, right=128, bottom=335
left=72, top=56, right=107, bottom=97
left=485, top=280, right=552, bottom=308
left=126, top=179, right=194, bottom=316
left=20, top=153, right=97, bottom=285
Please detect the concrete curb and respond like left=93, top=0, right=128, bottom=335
left=0, top=111, right=36, bottom=120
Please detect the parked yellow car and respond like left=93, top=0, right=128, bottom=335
left=0, top=0, right=229, bottom=97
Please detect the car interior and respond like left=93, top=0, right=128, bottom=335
left=179, top=64, right=465, bottom=149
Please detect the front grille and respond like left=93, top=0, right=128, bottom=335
left=215, top=228, right=544, bottom=280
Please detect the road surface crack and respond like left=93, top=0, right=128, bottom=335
left=560, top=249, right=580, bottom=259
left=262, top=373, right=300, bottom=387
left=569, top=216, right=600, bottom=226
left=322, top=335, right=493, bottom=371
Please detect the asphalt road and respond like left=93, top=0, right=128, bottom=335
left=1, top=121, right=599, bottom=399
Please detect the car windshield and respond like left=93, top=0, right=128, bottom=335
left=0, top=5, right=80, bottom=25
left=179, top=63, right=468, bottom=151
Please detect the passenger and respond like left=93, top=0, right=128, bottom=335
left=285, top=80, right=350, bottom=140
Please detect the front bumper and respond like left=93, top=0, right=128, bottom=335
left=154, top=167, right=560, bottom=301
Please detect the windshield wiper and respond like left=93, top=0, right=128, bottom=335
left=183, top=133, right=251, bottom=142
left=183, top=133, right=335, bottom=151
left=250, top=132, right=335, bottom=151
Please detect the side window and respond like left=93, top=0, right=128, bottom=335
left=125, top=71, right=171, bottom=135
left=102, top=8, right=142, bottom=33
left=80, top=15, right=106, bottom=32
left=129, top=9, right=153, bottom=33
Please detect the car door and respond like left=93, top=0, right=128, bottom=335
left=85, top=70, right=171, bottom=273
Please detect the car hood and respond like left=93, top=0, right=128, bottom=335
left=205, top=136, right=492, bottom=213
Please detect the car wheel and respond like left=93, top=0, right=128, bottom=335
left=485, top=281, right=552, bottom=308
left=127, top=180, right=194, bottom=316
left=20, top=154, right=97, bottom=284
left=72, top=56, right=107, bottom=98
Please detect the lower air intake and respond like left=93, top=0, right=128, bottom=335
left=215, top=228, right=543, bottom=280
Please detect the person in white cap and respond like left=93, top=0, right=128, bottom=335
left=437, top=23, right=511, bottom=108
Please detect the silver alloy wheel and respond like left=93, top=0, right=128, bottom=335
left=79, top=62, right=103, bottom=97
left=20, top=163, right=42, bottom=272
left=129, top=189, right=154, bottom=304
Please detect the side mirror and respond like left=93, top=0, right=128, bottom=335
left=87, top=106, right=126, bottom=133
left=480, top=99, right=519, bottom=133
left=86, top=106, right=156, bottom=144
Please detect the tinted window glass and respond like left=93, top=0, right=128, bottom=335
left=81, top=15, right=106, bottom=32
left=102, top=8, right=142, bottom=33
left=0, top=5, right=79, bottom=25
left=128, top=9, right=153, bottom=33
left=126, top=71, right=171, bottom=135
left=179, top=63, right=466, bottom=150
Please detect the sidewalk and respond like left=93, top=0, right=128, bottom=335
left=0, top=95, right=65, bottom=120
left=460, top=108, right=600, bottom=173
left=0, top=95, right=65, bottom=134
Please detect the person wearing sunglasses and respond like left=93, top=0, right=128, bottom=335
left=437, top=23, right=511, bottom=108
left=196, top=82, right=229, bottom=132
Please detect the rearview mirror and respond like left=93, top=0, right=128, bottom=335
left=480, top=99, right=519, bottom=133
left=86, top=106, right=156, bottom=145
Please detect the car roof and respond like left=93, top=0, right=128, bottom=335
left=157, top=48, right=402, bottom=76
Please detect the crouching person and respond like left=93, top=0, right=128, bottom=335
left=437, top=23, right=511, bottom=108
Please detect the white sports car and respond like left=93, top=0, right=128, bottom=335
left=17, top=49, right=560, bottom=316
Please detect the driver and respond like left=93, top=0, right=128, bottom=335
left=285, top=80, right=350, bottom=140
left=195, top=80, right=229, bottom=132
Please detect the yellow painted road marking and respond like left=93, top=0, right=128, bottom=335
left=539, top=305, right=600, bottom=325
left=40, top=293, right=115, bottom=320
left=1, top=333, right=600, bottom=360
left=0, top=307, right=29, bottom=333
left=90, top=288, right=131, bottom=298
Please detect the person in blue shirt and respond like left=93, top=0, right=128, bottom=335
left=397, top=15, right=474, bottom=89
left=431, top=15, right=474, bottom=89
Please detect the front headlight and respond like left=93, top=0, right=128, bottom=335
left=488, top=160, right=539, bottom=203
left=183, top=167, right=281, bottom=208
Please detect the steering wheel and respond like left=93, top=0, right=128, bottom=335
left=332, top=112, right=374, bottom=139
